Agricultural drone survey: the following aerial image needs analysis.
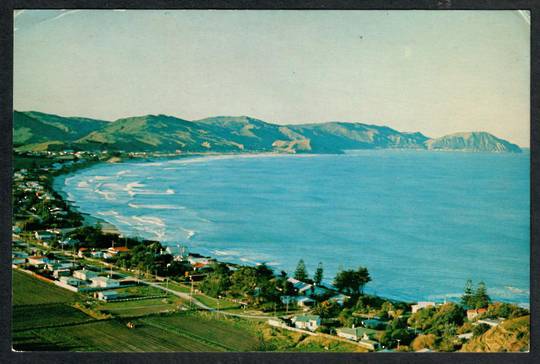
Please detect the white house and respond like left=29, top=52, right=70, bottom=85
left=73, top=269, right=99, bottom=281
left=291, top=315, right=321, bottom=332
left=96, top=290, right=120, bottom=301
left=411, top=301, right=436, bottom=313
left=59, top=276, right=85, bottom=287
left=287, top=277, right=330, bottom=297
left=336, top=326, right=378, bottom=343
left=90, top=276, right=120, bottom=289
left=34, top=231, right=55, bottom=241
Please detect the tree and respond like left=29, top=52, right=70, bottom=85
left=461, top=279, right=474, bottom=308
left=333, top=266, right=371, bottom=295
left=314, top=262, right=324, bottom=285
left=472, top=281, right=491, bottom=309
left=294, top=259, right=308, bottom=281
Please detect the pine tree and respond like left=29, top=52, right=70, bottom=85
left=314, top=262, right=324, bottom=285
left=294, top=259, right=308, bottom=281
left=473, top=281, right=491, bottom=309
left=461, top=279, right=474, bottom=308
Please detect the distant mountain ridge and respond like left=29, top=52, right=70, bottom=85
left=13, top=111, right=522, bottom=154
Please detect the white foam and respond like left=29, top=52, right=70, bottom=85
left=132, top=216, right=166, bottom=227
left=77, top=181, right=90, bottom=188
left=94, top=189, right=117, bottom=201
left=94, top=175, right=111, bottom=181
left=128, top=203, right=186, bottom=210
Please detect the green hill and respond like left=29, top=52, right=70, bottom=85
left=14, top=111, right=109, bottom=149
left=13, top=111, right=522, bottom=154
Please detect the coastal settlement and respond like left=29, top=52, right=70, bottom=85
left=11, top=149, right=530, bottom=352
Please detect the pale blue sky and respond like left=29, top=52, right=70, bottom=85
left=14, top=10, right=530, bottom=146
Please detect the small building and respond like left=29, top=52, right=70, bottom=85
left=291, top=315, right=321, bottom=331
left=34, top=231, right=55, bottom=241
left=90, top=276, right=120, bottom=289
left=336, top=326, right=378, bottom=341
left=90, top=250, right=105, bottom=259
left=358, top=339, right=380, bottom=351
left=411, top=301, right=436, bottom=314
left=467, top=308, right=487, bottom=321
left=59, top=276, right=85, bottom=287
left=95, top=290, right=120, bottom=301
left=107, top=246, right=130, bottom=255
left=27, top=256, right=49, bottom=267
left=53, top=269, right=72, bottom=278
left=73, top=269, right=98, bottom=281
left=77, top=248, right=90, bottom=258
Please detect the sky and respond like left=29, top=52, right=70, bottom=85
left=14, top=10, right=530, bottom=146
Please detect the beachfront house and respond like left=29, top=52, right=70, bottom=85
left=287, top=277, right=330, bottom=298
left=336, top=326, right=378, bottom=342
left=411, top=301, right=436, bottom=314
left=95, top=290, right=120, bottom=301
left=292, top=315, right=321, bottom=331
left=73, top=269, right=98, bottom=281
left=467, top=308, right=487, bottom=320
left=90, top=276, right=120, bottom=289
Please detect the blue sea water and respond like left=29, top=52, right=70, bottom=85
left=54, top=150, right=530, bottom=304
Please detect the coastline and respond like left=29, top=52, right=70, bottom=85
left=48, top=151, right=530, bottom=307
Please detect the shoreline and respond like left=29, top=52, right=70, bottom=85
left=48, top=151, right=530, bottom=307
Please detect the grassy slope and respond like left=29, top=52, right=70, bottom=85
left=460, top=316, right=530, bottom=352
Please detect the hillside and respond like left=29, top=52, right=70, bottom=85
left=460, top=316, right=530, bottom=352
left=13, top=111, right=109, bottom=149
left=13, top=111, right=522, bottom=154
left=425, top=132, right=521, bottom=153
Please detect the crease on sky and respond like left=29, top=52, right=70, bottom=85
left=517, top=10, right=531, bottom=25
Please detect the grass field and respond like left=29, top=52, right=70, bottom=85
left=12, top=270, right=81, bottom=305
left=13, top=268, right=365, bottom=352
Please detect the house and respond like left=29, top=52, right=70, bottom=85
left=411, top=301, right=436, bottom=313
left=107, top=246, right=130, bottom=255
left=286, top=278, right=325, bottom=297
left=59, top=276, right=85, bottom=287
left=34, top=231, right=55, bottom=241
left=78, top=248, right=89, bottom=258
left=95, top=290, right=120, bottom=301
left=45, top=261, right=74, bottom=271
left=477, top=318, right=503, bottom=327
left=53, top=269, right=72, bottom=278
left=58, top=238, right=78, bottom=247
left=188, top=256, right=213, bottom=266
left=73, top=269, right=98, bottom=281
left=336, top=326, right=378, bottom=341
left=90, top=276, right=120, bottom=289
left=291, top=315, right=321, bottom=331
left=328, top=293, right=349, bottom=306
left=27, top=256, right=49, bottom=267
left=467, top=308, right=487, bottom=320
left=90, top=250, right=105, bottom=259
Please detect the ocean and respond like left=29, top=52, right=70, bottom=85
left=54, top=150, right=530, bottom=305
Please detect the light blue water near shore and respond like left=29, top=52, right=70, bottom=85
left=55, top=151, right=530, bottom=304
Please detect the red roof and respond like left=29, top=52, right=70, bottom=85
left=109, top=246, right=130, bottom=252
left=78, top=248, right=89, bottom=251
left=193, top=262, right=206, bottom=268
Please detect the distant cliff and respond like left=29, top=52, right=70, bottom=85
left=13, top=111, right=522, bottom=154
